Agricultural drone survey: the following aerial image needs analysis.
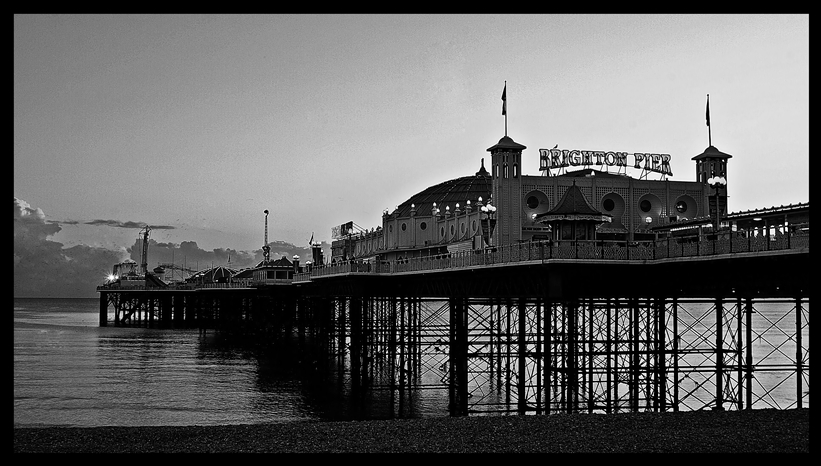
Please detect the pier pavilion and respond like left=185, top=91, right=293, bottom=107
left=329, top=133, right=738, bottom=263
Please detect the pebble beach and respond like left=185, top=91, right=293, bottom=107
left=14, top=408, right=808, bottom=453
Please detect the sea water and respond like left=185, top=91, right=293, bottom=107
left=14, top=297, right=807, bottom=428
left=14, top=298, right=341, bottom=427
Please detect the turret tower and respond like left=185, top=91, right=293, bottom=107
left=692, top=145, right=732, bottom=226
left=487, top=135, right=527, bottom=246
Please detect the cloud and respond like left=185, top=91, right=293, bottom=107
left=13, top=197, right=330, bottom=297
left=14, top=197, right=125, bottom=298
left=14, top=197, right=60, bottom=241
left=84, top=219, right=175, bottom=230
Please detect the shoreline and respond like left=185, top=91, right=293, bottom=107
left=14, top=408, right=809, bottom=453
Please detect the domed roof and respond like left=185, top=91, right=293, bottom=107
left=187, top=266, right=237, bottom=282
left=394, top=160, right=492, bottom=217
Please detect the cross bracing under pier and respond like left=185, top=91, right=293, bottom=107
left=284, top=294, right=807, bottom=417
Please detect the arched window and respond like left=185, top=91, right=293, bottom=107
left=513, top=163, right=518, bottom=178
left=503, top=163, right=508, bottom=179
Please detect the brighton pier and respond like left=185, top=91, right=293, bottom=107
left=98, top=121, right=809, bottom=418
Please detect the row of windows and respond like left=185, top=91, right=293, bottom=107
left=438, top=220, right=479, bottom=239
left=390, top=219, right=481, bottom=239
left=494, top=163, right=519, bottom=179
left=524, top=191, right=696, bottom=216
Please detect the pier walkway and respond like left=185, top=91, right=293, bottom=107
left=295, top=227, right=809, bottom=283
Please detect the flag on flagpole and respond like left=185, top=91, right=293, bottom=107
left=706, top=94, right=710, bottom=127
left=501, top=84, right=507, bottom=115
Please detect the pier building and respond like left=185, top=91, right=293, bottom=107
left=330, top=135, right=735, bottom=263
left=97, top=91, right=809, bottom=419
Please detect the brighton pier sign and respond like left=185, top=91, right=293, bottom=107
left=539, top=148, right=673, bottom=177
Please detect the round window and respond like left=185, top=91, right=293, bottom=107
left=460, top=223, right=466, bottom=234
left=450, top=225, right=455, bottom=235
left=527, top=196, right=539, bottom=209
left=401, top=223, right=406, bottom=231
left=472, top=220, right=477, bottom=232
left=640, top=199, right=652, bottom=212
left=603, top=198, right=615, bottom=211
left=675, top=201, right=687, bottom=213
left=420, top=221, right=427, bottom=230
left=440, top=227, right=445, bottom=238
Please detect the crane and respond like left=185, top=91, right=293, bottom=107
left=139, top=225, right=151, bottom=276
left=262, top=210, right=271, bottom=264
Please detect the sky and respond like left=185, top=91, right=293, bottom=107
left=14, top=14, right=809, bottom=297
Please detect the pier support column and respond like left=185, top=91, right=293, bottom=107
left=544, top=300, right=552, bottom=415
left=448, top=297, right=468, bottom=416
left=796, top=297, right=803, bottom=409
left=715, top=297, right=725, bottom=411
left=99, top=292, right=108, bottom=326
left=350, top=297, right=363, bottom=395
left=517, top=298, right=527, bottom=414
left=745, top=298, right=753, bottom=410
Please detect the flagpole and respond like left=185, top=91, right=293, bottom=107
left=706, top=94, right=712, bottom=147
left=502, top=81, right=508, bottom=137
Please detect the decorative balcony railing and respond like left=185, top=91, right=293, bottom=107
left=295, top=223, right=809, bottom=283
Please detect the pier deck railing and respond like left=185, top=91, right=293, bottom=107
left=296, top=224, right=809, bottom=282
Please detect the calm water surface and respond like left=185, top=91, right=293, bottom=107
left=14, top=297, right=806, bottom=428
left=14, top=297, right=427, bottom=427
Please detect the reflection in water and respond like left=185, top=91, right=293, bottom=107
left=203, top=331, right=450, bottom=423
left=13, top=297, right=808, bottom=428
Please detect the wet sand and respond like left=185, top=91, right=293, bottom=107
left=14, top=408, right=808, bottom=453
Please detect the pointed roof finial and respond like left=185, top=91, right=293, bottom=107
left=476, top=158, right=490, bottom=176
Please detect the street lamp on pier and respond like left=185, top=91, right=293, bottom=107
left=480, top=198, right=497, bottom=247
left=707, top=172, right=727, bottom=237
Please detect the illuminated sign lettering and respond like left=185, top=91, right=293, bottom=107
left=539, top=148, right=673, bottom=176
